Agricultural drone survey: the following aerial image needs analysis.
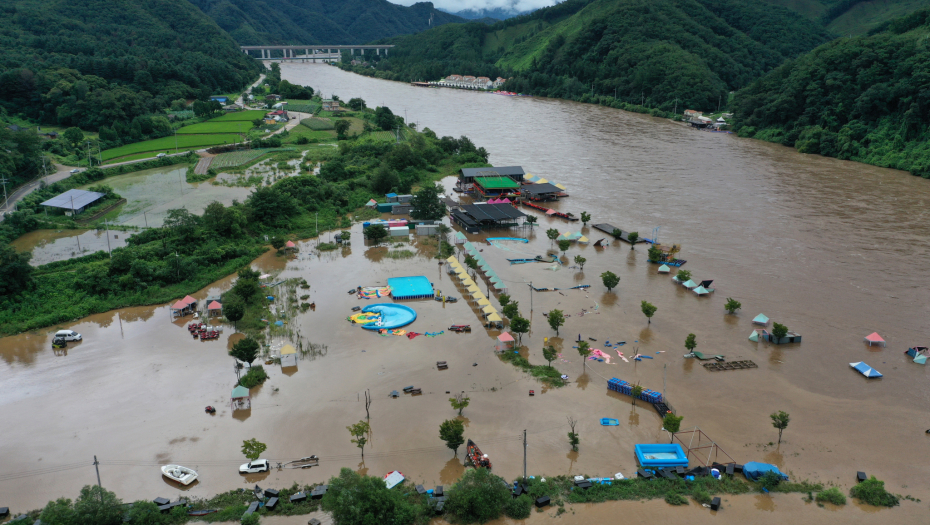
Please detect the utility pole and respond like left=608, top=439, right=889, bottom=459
left=104, top=219, right=112, bottom=257
left=528, top=281, right=533, bottom=314
left=523, top=429, right=527, bottom=481
left=718, top=94, right=721, bottom=112
left=86, top=141, right=92, bottom=168
left=673, top=98, right=678, bottom=116
left=143, top=211, right=148, bottom=228
left=0, top=177, right=9, bottom=213
left=93, top=455, right=102, bottom=494
left=174, top=129, right=178, bottom=154
left=663, top=363, right=667, bottom=400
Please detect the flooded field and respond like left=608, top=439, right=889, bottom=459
left=11, top=229, right=135, bottom=265
left=80, top=165, right=253, bottom=227
left=2, top=64, right=929, bottom=521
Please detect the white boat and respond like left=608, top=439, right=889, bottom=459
left=161, top=464, right=198, bottom=485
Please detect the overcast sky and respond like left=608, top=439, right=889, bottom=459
left=392, top=0, right=559, bottom=13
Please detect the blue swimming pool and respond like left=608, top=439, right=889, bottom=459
left=635, top=444, right=688, bottom=467
left=387, top=276, right=433, bottom=300
left=360, top=304, right=418, bottom=330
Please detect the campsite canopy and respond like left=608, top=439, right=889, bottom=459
left=280, top=344, right=296, bottom=355
left=578, top=236, right=589, bottom=243
left=477, top=298, right=491, bottom=307
left=171, top=300, right=188, bottom=309
left=753, top=314, right=769, bottom=325
left=181, top=295, right=197, bottom=305
left=864, top=332, right=886, bottom=346
left=461, top=278, right=476, bottom=287
left=555, top=183, right=567, bottom=190
left=498, top=332, right=514, bottom=343
left=693, top=286, right=710, bottom=295
left=546, top=209, right=557, bottom=215
left=471, top=291, right=486, bottom=301
left=850, top=361, right=883, bottom=378
left=285, top=240, right=296, bottom=248
left=749, top=331, right=760, bottom=342
left=366, top=199, right=378, bottom=207
left=681, top=279, right=698, bottom=289
left=535, top=178, right=549, bottom=184
left=487, top=313, right=502, bottom=322
left=482, top=305, right=498, bottom=315
left=207, top=301, right=222, bottom=310
left=524, top=173, right=536, bottom=181
left=658, top=264, right=671, bottom=274
left=466, top=285, right=480, bottom=294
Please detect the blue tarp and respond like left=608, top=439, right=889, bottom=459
left=743, top=462, right=788, bottom=482
left=850, top=361, right=883, bottom=378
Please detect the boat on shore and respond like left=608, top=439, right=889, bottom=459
left=161, top=464, right=198, bottom=485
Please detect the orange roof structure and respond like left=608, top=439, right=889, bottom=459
left=208, top=301, right=222, bottom=310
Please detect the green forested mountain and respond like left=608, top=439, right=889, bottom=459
left=763, top=0, right=930, bottom=35
left=0, top=0, right=260, bottom=129
left=732, top=9, right=930, bottom=177
left=346, top=0, right=830, bottom=111
left=189, top=0, right=466, bottom=45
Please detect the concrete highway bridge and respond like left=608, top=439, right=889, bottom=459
left=241, top=45, right=394, bottom=61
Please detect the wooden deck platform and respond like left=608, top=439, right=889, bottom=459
left=592, top=223, right=641, bottom=243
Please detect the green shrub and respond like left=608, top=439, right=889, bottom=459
left=665, top=492, right=688, bottom=505
left=239, top=365, right=268, bottom=388
left=504, top=494, right=532, bottom=519
left=816, top=487, right=846, bottom=505
left=241, top=512, right=260, bottom=524
left=444, top=468, right=511, bottom=523
left=317, top=242, right=339, bottom=251
left=849, top=477, right=899, bottom=507
left=692, top=487, right=712, bottom=505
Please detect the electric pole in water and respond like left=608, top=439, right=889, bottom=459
left=523, top=429, right=527, bottom=481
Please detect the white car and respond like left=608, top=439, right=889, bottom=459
left=156, top=153, right=167, bottom=158
left=69, top=169, right=80, bottom=174
left=239, top=459, right=270, bottom=474
left=55, top=329, right=82, bottom=341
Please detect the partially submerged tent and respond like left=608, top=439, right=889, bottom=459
left=752, top=314, right=769, bottom=325
left=497, top=332, right=515, bottom=350
left=555, top=183, right=567, bottom=190
left=658, top=264, right=671, bottom=274
left=692, top=286, right=710, bottom=295
left=477, top=298, right=491, bottom=307
left=681, top=279, right=698, bottom=289
left=749, top=330, right=760, bottom=342
left=864, top=332, right=886, bottom=347
left=743, top=462, right=788, bottom=482
left=280, top=344, right=297, bottom=367
left=207, top=300, right=223, bottom=316
left=850, top=361, right=882, bottom=378
left=482, top=305, right=497, bottom=315
left=366, top=199, right=378, bottom=208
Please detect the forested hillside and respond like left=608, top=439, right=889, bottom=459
left=0, top=0, right=260, bottom=129
left=732, top=9, right=930, bottom=177
left=189, top=0, right=466, bottom=45
left=346, top=0, right=830, bottom=111
left=763, top=0, right=930, bottom=35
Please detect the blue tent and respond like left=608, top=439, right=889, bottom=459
left=743, top=462, right=788, bottom=482
left=850, top=361, right=883, bottom=378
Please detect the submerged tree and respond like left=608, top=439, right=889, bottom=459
left=543, top=345, right=557, bottom=368
left=641, top=300, right=657, bottom=323
left=347, top=420, right=370, bottom=457
left=557, top=239, right=571, bottom=254
left=577, top=340, right=591, bottom=371
left=772, top=322, right=789, bottom=339
left=574, top=255, right=586, bottom=270
left=548, top=309, right=565, bottom=335
left=630, top=383, right=643, bottom=405
left=627, top=231, right=639, bottom=248
left=410, top=183, right=447, bottom=221
left=230, top=337, right=260, bottom=366
left=770, top=411, right=790, bottom=444
left=601, top=271, right=620, bottom=292
left=663, top=413, right=684, bottom=443
left=364, top=223, right=388, bottom=244
left=510, top=316, right=530, bottom=344
left=439, top=419, right=466, bottom=456
left=684, top=333, right=697, bottom=353
left=450, top=393, right=470, bottom=416
left=724, top=297, right=742, bottom=314
left=567, top=416, right=579, bottom=451
left=241, top=438, right=267, bottom=461
left=580, top=211, right=591, bottom=226
left=546, top=228, right=559, bottom=244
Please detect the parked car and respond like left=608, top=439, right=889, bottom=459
left=69, top=169, right=80, bottom=174
left=156, top=153, right=167, bottom=158
left=55, top=329, right=82, bottom=341
left=239, top=459, right=269, bottom=474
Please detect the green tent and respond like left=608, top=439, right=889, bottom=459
left=231, top=385, right=249, bottom=398
left=749, top=331, right=760, bottom=342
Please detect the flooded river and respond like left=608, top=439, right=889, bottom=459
left=1, top=64, right=928, bottom=520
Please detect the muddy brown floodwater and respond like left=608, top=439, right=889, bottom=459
left=1, top=65, right=929, bottom=522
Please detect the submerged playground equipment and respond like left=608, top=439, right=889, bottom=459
left=635, top=444, right=689, bottom=467
left=354, top=304, right=418, bottom=330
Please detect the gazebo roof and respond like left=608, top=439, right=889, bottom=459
left=231, top=385, right=250, bottom=398
left=171, top=300, right=188, bottom=309
left=497, top=332, right=515, bottom=342
left=487, top=313, right=502, bottom=322
left=208, top=301, right=222, bottom=310
left=285, top=240, right=296, bottom=248
left=181, top=295, right=197, bottom=305
left=280, top=344, right=297, bottom=355
left=864, top=332, right=885, bottom=343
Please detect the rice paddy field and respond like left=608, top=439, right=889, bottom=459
left=210, top=110, right=267, bottom=121
left=211, top=148, right=294, bottom=169
left=176, top=121, right=253, bottom=134
left=102, top=134, right=241, bottom=161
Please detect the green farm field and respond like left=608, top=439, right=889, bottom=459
left=102, top=134, right=241, bottom=160
left=210, top=110, right=267, bottom=121
left=176, top=121, right=253, bottom=134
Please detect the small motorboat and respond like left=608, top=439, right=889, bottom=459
left=161, top=464, right=198, bottom=485
left=600, top=418, right=620, bottom=426
left=188, top=510, right=217, bottom=517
